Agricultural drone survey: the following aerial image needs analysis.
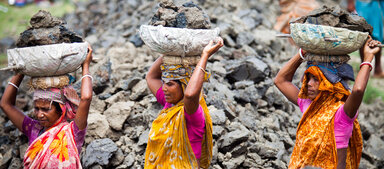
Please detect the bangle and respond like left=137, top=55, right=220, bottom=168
left=196, top=66, right=207, bottom=74
left=299, top=48, right=305, bottom=60
left=80, top=74, right=93, bottom=82
left=360, top=62, right=373, bottom=71
left=8, top=82, right=19, bottom=90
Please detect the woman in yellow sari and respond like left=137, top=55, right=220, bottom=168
left=145, top=38, right=223, bottom=169
left=274, top=37, right=381, bottom=169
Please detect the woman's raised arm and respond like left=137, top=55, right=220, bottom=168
left=0, top=73, right=26, bottom=131
left=74, top=45, right=93, bottom=130
left=184, top=38, right=223, bottom=115
left=344, top=38, right=381, bottom=118
left=274, top=51, right=305, bottom=106
left=146, top=56, right=163, bottom=96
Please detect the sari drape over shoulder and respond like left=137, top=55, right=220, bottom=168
left=289, top=66, right=362, bottom=169
left=24, top=121, right=82, bottom=169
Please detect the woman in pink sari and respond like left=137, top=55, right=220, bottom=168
left=0, top=46, right=93, bottom=168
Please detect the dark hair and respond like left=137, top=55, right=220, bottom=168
left=52, top=101, right=62, bottom=116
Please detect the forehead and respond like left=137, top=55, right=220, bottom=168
left=34, top=99, right=51, bottom=107
left=307, top=73, right=317, bottom=79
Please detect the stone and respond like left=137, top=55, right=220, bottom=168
left=226, top=56, right=270, bottom=84
left=208, top=106, right=227, bottom=125
left=212, top=125, right=225, bottom=139
left=130, top=80, right=150, bottom=101
left=110, top=148, right=125, bottom=166
left=7, top=157, right=22, bottom=169
left=234, top=85, right=261, bottom=105
left=137, top=129, right=150, bottom=146
left=86, top=113, right=110, bottom=142
left=236, top=31, right=254, bottom=46
left=19, top=144, right=28, bottom=159
left=222, top=155, right=246, bottom=169
left=104, top=101, right=135, bottom=131
left=366, top=135, right=384, bottom=161
left=82, top=138, right=118, bottom=168
left=0, top=149, right=12, bottom=168
left=129, top=34, right=144, bottom=47
left=221, top=122, right=250, bottom=152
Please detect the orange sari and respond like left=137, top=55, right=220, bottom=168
left=289, top=66, right=363, bottom=169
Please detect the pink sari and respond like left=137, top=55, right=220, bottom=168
left=23, top=121, right=82, bottom=169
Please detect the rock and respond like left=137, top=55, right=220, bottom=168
left=0, top=149, right=12, bottom=169
left=16, top=10, right=82, bottom=47
left=234, top=85, right=261, bottom=105
left=104, top=101, right=134, bottom=131
left=234, top=80, right=254, bottom=89
left=90, top=58, right=112, bottom=94
left=238, top=108, right=259, bottom=130
left=129, top=34, right=144, bottom=47
left=212, top=125, right=225, bottom=139
left=226, top=56, right=270, bottom=84
left=86, top=113, right=110, bottom=142
left=105, top=91, right=129, bottom=106
left=130, top=80, right=149, bottom=101
left=222, top=155, right=246, bottom=169
left=110, top=149, right=125, bottom=166
left=209, top=106, right=227, bottom=125
left=365, top=135, right=384, bottom=161
left=90, top=96, right=106, bottom=114
left=236, top=31, right=255, bottom=46
left=82, top=138, right=118, bottom=168
left=7, top=157, right=22, bottom=169
left=220, top=122, right=250, bottom=153
left=19, top=144, right=28, bottom=159
left=137, top=129, right=150, bottom=146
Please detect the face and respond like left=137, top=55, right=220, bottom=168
left=307, top=73, right=320, bottom=100
left=162, top=80, right=184, bottom=104
left=34, top=99, right=61, bottom=128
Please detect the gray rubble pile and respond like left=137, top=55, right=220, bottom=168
left=0, top=0, right=383, bottom=169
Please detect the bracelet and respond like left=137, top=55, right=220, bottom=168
left=299, top=48, right=305, bottom=60
left=80, top=74, right=93, bottom=82
left=196, top=66, right=207, bottom=74
left=360, top=62, right=373, bottom=71
left=8, top=82, right=19, bottom=90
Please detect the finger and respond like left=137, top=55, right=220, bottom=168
left=208, top=40, right=214, bottom=46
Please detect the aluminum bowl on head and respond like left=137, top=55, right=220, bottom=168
left=3, top=42, right=88, bottom=77
left=139, top=25, right=220, bottom=57
left=290, top=23, right=368, bottom=55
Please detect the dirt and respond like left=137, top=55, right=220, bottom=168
left=16, top=10, right=83, bottom=48
left=149, top=0, right=211, bottom=29
left=292, top=5, right=373, bottom=34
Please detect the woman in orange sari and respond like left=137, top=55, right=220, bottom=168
left=274, top=37, right=381, bottom=169
left=0, top=46, right=93, bottom=168
left=145, top=38, right=223, bottom=169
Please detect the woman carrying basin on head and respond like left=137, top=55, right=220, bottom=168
left=145, top=38, right=223, bottom=168
left=274, top=37, right=381, bottom=169
left=0, top=46, right=93, bottom=168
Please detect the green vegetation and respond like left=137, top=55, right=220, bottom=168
left=363, top=82, right=384, bottom=104
left=0, top=0, right=76, bottom=39
left=349, top=50, right=384, bottom=104
left=0, top=53, right=6, bottom=68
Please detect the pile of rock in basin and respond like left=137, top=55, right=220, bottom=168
left=0, top=0, right=383, bottom=168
